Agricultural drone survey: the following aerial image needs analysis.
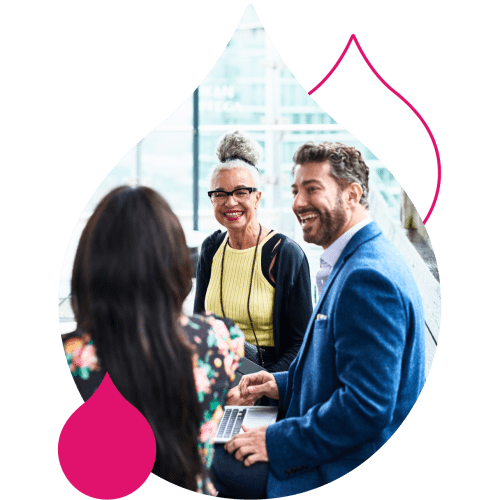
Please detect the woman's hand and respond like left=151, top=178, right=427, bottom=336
left=226, top=385, right=255, bottom=406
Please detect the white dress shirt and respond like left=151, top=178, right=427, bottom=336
left=315, top=217, right=372, bottom=297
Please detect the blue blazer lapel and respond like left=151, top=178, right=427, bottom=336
left=293, top=221, right=382, bottom=367
left=319, top=221, right=382, bottom=301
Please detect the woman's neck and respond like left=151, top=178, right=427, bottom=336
left=228, top=221, right=267, bottom=250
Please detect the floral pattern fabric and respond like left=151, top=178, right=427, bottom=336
left=62, top=313, right=244, bottom=495
left=64, top=332, right=100, bottom=379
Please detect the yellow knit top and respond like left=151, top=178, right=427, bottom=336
left=205, top=232, right=276, bottom=347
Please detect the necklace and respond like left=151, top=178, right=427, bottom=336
left=220, top=224, right=264, bottom=367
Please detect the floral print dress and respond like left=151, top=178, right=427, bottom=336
left=62, top=313, right=244, bottom=495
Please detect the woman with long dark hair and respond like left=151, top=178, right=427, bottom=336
left=64, top=185, right=244, bottom=494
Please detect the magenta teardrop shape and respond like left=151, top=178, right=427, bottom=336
left=58, top=373, right=156, bottom=499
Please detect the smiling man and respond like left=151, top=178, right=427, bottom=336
left=213, top=141, right=426, bottom=499
left=292, top=143, right=373, bottom=297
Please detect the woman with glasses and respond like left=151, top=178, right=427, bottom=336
left=194, top=131, right=312, bottom=372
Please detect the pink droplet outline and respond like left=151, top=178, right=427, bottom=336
left=308, top=34, right=441, bottom=225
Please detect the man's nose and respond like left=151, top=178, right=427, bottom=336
left=292, top=190, right=307, bottom=211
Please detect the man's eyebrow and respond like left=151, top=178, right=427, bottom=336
left=291, top=179, right=322, bottom=189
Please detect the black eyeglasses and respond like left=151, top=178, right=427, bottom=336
left=208, top=187, right=258, bottom=204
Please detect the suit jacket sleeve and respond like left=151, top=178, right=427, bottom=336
left=273, top=371, right=289, bottom=410
left=266, top=268, right=408, bottom=478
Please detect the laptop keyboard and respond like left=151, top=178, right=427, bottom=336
left=216, top=408, right=247, bottom=440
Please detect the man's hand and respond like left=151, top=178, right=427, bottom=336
left=226, top=371, right=279, bottom=406
left=224, top=425, right=269, bottom=466
left=240, top=371, right=279, bottom=400
left=226, top=385, right=255, bottom=406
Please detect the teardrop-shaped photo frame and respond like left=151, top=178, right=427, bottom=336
left=59, top=5, right=440, bottom=499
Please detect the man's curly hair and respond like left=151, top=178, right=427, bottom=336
left=293, top=142, right=369, bottom=208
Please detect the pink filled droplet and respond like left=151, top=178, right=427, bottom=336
left=58, top=373, right=156, bottom=499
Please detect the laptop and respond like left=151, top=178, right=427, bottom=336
left=231, top=356, right=266, bottom=387
left=215, top=356, right=278, bottom=443
left=214, top=405, right=279, bottom=443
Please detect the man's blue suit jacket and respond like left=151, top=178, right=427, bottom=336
left=265, top=221, right=426, bottom=498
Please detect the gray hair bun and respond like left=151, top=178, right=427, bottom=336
left=216, top=130, right=263, bottom=167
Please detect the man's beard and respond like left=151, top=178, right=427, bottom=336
left=302, top=194, right=348, bottom=247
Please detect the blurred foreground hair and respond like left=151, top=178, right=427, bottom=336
left=71, top=185, right=203, bottom=491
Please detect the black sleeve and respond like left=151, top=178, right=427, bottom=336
left=194, top=231, right=223, bottom=314
left=261, top=232, right=283, bottom=287
left=268, top=244, right=313, bottom=373
left=73, top=370, right=105, bottom=402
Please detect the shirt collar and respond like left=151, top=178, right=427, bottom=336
left=320, top=216, right=372, bottom=270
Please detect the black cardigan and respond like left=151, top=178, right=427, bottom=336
left=194, top=230, right=313, bottom=372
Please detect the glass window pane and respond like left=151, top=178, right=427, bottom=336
left=140, top=131, right=193, bottom=212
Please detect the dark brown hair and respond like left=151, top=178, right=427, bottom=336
left=71, top=185, right=204, bottom=491
left=293, top=142, right=370, bottom=208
